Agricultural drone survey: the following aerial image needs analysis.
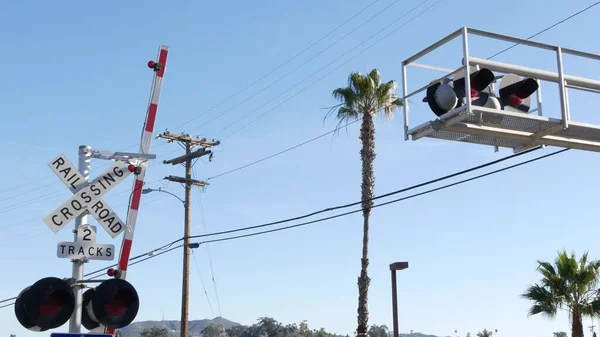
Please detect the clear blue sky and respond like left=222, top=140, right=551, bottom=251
left=1, top=0, right=600, bottom=336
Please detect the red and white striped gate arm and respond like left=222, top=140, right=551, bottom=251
left=105, top=45, right=169, bottom=335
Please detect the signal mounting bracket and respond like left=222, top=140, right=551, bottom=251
left=401, top=27, right=600, bottom=153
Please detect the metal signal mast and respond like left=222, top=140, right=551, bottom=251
left=401, top=27, right=600, bottom=153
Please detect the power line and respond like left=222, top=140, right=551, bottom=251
left=197, top=148, right=569, bottom=245
left=487, top=1, right=600, bottom=60
left=168, top=0, right=383, bottom=131
left=0, top=146, right=568, bottom=309
left=194, top=0, right=409, bottom=134
left=217, top=0, right=437, bottom=139
left=192, top=167, right=225, bottom=327
left=149, top=146, right=562, bottom=258
left=191, top=250, right=216, bottom=318
left=191, top=147, right=554, bottom=241
left=0, top=244, right=184, bottom=308
left=208, top=118, right=362, bottom=180
left=75, top=144, right=546, bottom=279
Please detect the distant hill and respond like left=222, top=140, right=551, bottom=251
left=118, top=317, right=240, bottom=337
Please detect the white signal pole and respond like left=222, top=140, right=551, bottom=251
left=69, top=144, right=91, bottom=333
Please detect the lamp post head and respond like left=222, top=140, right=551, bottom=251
left=390, top=261, right=409, bottom=271
left=141, top=188, right=154, bottom=194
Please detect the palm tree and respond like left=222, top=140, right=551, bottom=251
left=522, top=250, right=600, bottom=337
left=476, top=330, right=493, bottom=337
left=326, top=69, right=402, bottom=337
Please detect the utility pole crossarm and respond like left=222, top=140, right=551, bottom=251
left=164, top=175, right=210, bottom=187
left=163, top=148, right=212, bottom=165
left=157, top=131, right=220, bottom=148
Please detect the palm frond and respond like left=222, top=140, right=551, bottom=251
left=325, top=68, right=399, bottom=132
left=521, top=284, right=559, bottom=318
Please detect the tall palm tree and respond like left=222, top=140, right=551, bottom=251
left=522, top=250, right=600, bottom=337
left=326, top=69, right=402, bottom=337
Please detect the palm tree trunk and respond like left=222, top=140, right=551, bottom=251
left=572, top=307, right=584, bottom=337
left=357, top=111, right=376, bottom=337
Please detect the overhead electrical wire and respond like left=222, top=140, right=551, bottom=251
left=83, top=145, right=563, bottom=281
left=192, top=0, right=411, bottom=133
left=216, top=0, right=438, bottom=139
left=0, top=146, right=572, bottom=308
left=208, top=118, right=362, bottom=180
left=169, top=0, right=383, bottom=131
left=192, top=167, right=225, bottom=328
left=487, top=0, right=600, bottom=60
left=0, top=145, right=568, bottom=309
left=191, top=251, right=216, bottom=319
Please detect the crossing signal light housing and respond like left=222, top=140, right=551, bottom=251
left=423, top=68, right=499, bottom=117
left=14, top=277, right=75, bottom=331
left=127, top=164, right=142, bottom=175
left=81, top=278, right=139, bottom=330
left=498, top=73, right=539, bottom=113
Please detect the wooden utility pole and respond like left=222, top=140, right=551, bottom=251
left=157, top=130, right=220, bottom=337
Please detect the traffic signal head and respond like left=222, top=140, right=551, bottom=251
left=82, top=278, right=139, bottom=330
left=423, top=68, right=497, bottom=117
left=498, top=73, right=539, bottom=113
left=452, top=68, right=496, bottom=107
left=14, top=277, right=75, bottom=331
left=424, top=81, right=458, bottom=117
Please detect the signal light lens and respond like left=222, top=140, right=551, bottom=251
left=508, top=95, right=524, bottom=106
left=498, top=74, right=540, bottom=112
left=39, top=291, right=67, bottom=316
left=89, top=278, right=139, bottom=329
left=15, top=277, right=75, bottom=331
left=147, top=60, right=156, bottom=69
left=107, top=268, right=116, bottom=277
left=127, top=164, right=136, bottom=172
left=105, top=290, right=129, bottom=316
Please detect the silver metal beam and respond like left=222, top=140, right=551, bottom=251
left=408, top=63, right=455, bottom=73
left=403, top=28, right=462, bottom=65
left=90, top=150, right=157, bottom=161
left=468, top=57, right=600, bottom=91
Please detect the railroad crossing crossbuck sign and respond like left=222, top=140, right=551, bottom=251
left=43, top=153, right=134, bottom=238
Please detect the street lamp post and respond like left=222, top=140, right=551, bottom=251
left=142, top=187, right=185, bottom=204
left=390, top=261, right=409, bottom=337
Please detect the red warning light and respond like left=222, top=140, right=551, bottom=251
left=508, top=95, right=524, bottom=106
left=147, top=60, right=156, bottom=69
left=39, top=291, right=65, bottom=316
left=104, top=292, right=128, bottom=316
left=127, top=164, right=136, bottom=173
left=470, top=88, right=479, bottom=98
left=107, top=268, right=116, bottom=277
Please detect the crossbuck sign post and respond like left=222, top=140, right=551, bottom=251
left=41, top=145, right=152, bottom=334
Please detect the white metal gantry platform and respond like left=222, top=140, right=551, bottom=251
left=401, top=27, right=600, bottom=153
